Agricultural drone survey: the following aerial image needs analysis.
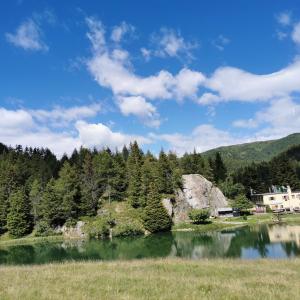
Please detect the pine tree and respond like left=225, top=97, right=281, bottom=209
left=7, top=188, right=33, bottom=237
left=143, top=181, right=172, bottom=233
left=141, top=152, right=158, bottom=207
left=29, top=179, right=43, bottom=224
left=55, top=161, right=81, bottom=221
left=157, top=150, right=173, bottom=194
left=80, top=152, right=100, bottom=216
left=39, top=178, right=64, bottom=227
left=213, top=152, right=227, bottom=183
left=127, top=142, right=143, bottom=208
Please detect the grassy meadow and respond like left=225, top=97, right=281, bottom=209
left=0, top=258, right=299, bottom=300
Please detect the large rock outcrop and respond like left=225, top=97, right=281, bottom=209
left=163, top=174, right=228, bottom=223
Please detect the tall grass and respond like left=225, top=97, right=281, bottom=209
left=1, top=258, right=299, bottom=299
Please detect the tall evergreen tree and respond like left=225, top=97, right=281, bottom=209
left=143, top=181, right=172, bottom=233
left=29, top=179, right=43, bottom=224
left=80, top=151, right=100, bottom=216
left=39, top=178, right=64, bottom=227
left=7, top=188, right=33, bottom=237
left=213, top=152, right=227, bottom=183
left=157, top=150, right=173, bottom=194
left=55, top=161, right=81, bottom=221
left=127, top=142, right=143, bottom=208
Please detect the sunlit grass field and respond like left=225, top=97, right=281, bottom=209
left=1, top=258, right=299, bottom=300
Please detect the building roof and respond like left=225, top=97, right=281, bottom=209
left=217, top=207, right=233, bottom=212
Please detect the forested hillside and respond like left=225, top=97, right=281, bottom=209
left=202, top=133, right=300, bottom=171
left=233, top=145, right=300, bottom=195
left=0, top=142, right=227, bottom=238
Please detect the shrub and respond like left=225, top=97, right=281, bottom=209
left=35, top=220, right=58, bottom=237
left=83, top=217, right=110, bottom=239
left=189, top=209, right=210, bottom=224
left=113, top=221, right=144, bottom=237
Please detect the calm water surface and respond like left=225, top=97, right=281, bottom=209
left=1, top=224, right=300, bottom=265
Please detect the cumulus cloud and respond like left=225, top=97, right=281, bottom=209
left=6, top=19, right=48, bottom=51
left=75, top=120, right=151, bottom=150
left=85, top=17, right=205, bottom=117
left=31, top=103, right=102, bottom=127
left=276, top=12, right=292, bottom=26
left=233, top=97, right=300, bottom=139
left=111, top=22, right=135, bottom=43
left=0, top=105, right=150, bottom=157
left=117, top=96, right=161, bottom=128
left=203, top=59, right=300, bottom=103
left=154, top=124, right=240, bottom=154
left=292, top=22, right=300, bottom=45
left=0, top=108, right=34, bottom=134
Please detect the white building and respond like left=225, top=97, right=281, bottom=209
left=252, top=186, right=300, bottom=212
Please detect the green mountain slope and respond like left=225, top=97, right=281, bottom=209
left=202, top=133, right=300, bottom=172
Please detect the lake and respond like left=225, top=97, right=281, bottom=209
left=1, top=224, right=300, bottom=265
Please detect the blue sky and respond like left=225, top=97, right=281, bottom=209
left=1, top=0, right=300, bottom=157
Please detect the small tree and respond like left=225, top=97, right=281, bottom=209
left=189, top=208, right=210, bottom=224
left=231, top=194, right=253, bottom=214
left=143, top=182, right=172, bottom=233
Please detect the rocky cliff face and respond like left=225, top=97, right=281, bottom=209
left=163, top=174, right=228, bottom=223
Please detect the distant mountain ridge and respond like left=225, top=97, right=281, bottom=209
left=202, top=133, right=300, bottom=171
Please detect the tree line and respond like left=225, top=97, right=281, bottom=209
left=0, top=142, right=228, bottom=237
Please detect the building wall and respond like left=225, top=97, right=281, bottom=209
left=263, top=191, right=300, bottom=210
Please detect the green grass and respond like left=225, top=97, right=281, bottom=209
left=0, top=258, right=299, bottom=299
left=0, top=234, right=64, bottom=247
left=172, top=221, right=238, bottom=232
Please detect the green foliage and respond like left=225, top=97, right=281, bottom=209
left=143, top=182, right=172, bottom=233
left=213, top=152, right=227, bottom=183
left=219, top=177, right=245, bottom=199
left=83, top=217, right=111, bottom=239
left=203, top=133, right=300, bottom=172
left=35, top=220, right=57, bottom=237
left=39, top=178, right=64, bottom=227
left=7, top=188, right=33, bottom=238
left=188, top=209, right=210, bottom=224
left=127, top=142, right=143, bottom=208
left=230, top=194, right=253, bottom=211
left=158, top=150, right=173, bottom=194
left=113, top=221, right=144, bottom=237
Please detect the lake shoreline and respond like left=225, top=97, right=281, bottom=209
left=1, top=213, right=300, bottom=246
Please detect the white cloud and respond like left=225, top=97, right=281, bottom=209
left=233, top=97, right=300, bottom=139
left=292, top=22, right=300, bottom=45
left=31, top=103, right=102, bottom=127
left=6, top=19, right=48, bottom=51
left=198, top=93, right=221, bottom=105
left=0, top=105, right=150, bottom=157
left=276, top=30, right=288, bottom=41
left=149, top=28, right=197, bottom=59
left=111, top=22, right=135, bottom=43
left=75, top=120, right=151, bottom=150
left=0, top=108, right=34, bottom=134
left=140, top=47, right=151, bottom=61
left=155, top=124, right=240, bottom=154
left=276, top=12, right=292, bottom=26
left=86, top=18, right=205, bottom=103
left=173, top=68, right=205, bottom=100
left=212, top=35, right=230, bottom=51
left=203, top=59, right=300, bottom=103
left=117, top=96, right=161, bottom=128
